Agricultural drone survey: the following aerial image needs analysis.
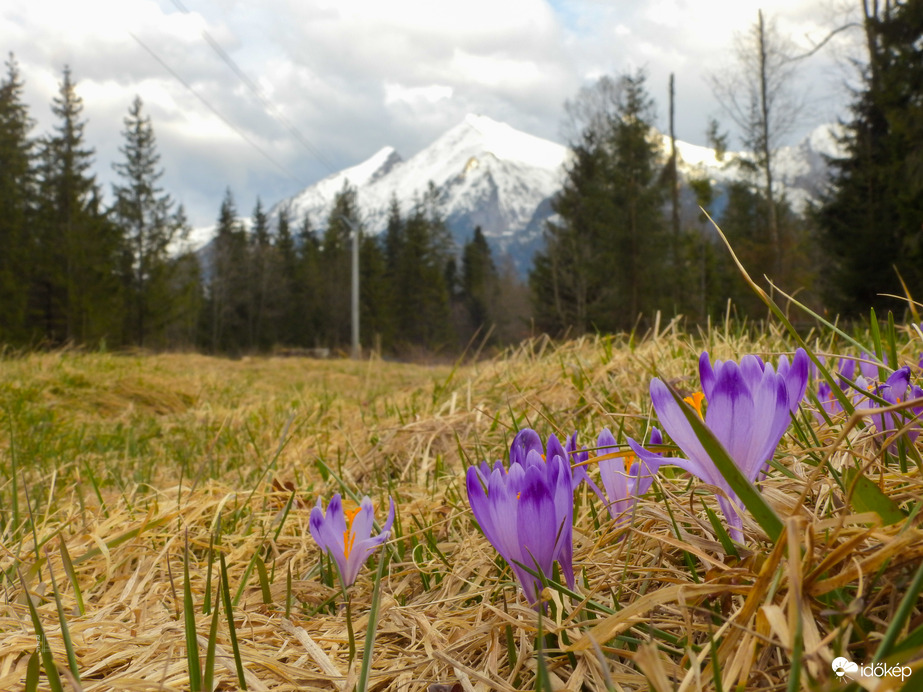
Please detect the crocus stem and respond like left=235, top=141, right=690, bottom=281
left=344, top=592, right=356, bottom=665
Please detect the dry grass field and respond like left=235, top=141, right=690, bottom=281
left=1, top=321, right=922, bottom=691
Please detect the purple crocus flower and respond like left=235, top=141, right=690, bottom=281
left=466, top=430, right=574, bottom=604
left=560, top=428, right=660, bottom=527
left=594, top=428, right=662, bottom=526
left=859, top=366, right=923, bottom=448
left=309, top=493, right=395, bottom=588
left=816, top=357, right=856, bottom=421
left=637, top=349, right=809, bottom=543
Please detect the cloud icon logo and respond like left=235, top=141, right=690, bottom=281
left=832, top=657, right=859, bottom=676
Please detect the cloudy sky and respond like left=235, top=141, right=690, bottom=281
left=3, top=0, right=863, bottom=229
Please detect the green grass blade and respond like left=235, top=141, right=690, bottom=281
left=255, top=554, right=272, bottom=605
left=534, top=607, right=552, bottom=692
left=183, top=534, right=202, bottom=691
left=870, top=307, right=885, bottom=378
left=203, top=575, right=221, bottom=692
left=357, top=550, right=389, bottom=692
left=45, top=554, right=80, bottom=683
left=842, top=468, right=906, bottom=526
left=702, top=502, right=739, bottom=558
left=24, top=650, right=40, bottom=692
left=18, top=568, right=64, bottom=692
left=886, top=311, right=899, bottom=373
left=219, top=550, right=248, bottom=689
left=58, top=537, right=85, bottom=616
left=874, top=557, right=923, bottom=661
left=203, top=531, right=214, bottom=615
left=6, top=408, right=20, bottom=536
left=661, top=380, right=784, bottom=543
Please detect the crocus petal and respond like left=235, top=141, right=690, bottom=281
left=650, top=377, right=715, bottom=482
left=699, top=352, right=717, bottom=400
left=486, top=465, right=521, bottom=563
left=717, top=494, right=744, bottom=543
left=466, top=428, right=576, bottom=604
left=517, top=464, right=557, bottom=576
left=704, top=362, right=757, bottom=472
left=349, top=496, right=375, bottom=542
left=746, top=366, right=793, bottom=478
left=739, top=354, right=766, bottom=392
left=510, top=429, right=543, bottom=466
left=786, top=348, right=810, bottom=412
left=309, top=493, right=393, bottom=588
left=467, top=467, right=509, bottom=563
left=565, top=431, right=606, bottom=503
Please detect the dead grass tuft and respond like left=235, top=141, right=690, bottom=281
left=2, top=331, right=922, bottom=690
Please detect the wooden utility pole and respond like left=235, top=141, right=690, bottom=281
left=669, top=73, right=681, bottom=301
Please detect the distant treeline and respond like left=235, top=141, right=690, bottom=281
left=532, top=1, right=923, bottom=334
left=0, top=57, right=526, bottom=355
left=1, top=1, right=921, bottom=354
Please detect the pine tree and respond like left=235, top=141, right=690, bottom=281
left=392, top=184, right=454, bottom=350
left=248, top=197, right=272, bottom=349
left=294, top=212, right=323, bottom=347
left=34, top=66, right=122, bottom=346
left=111, top=95, right=187, bottom=348
left=531, top=71, right=668, bottom=334
left=321, top=184, right=362, bottom=348
left=273, top=205, right=299, bottom=346
left=359, top=233, right=390, bottom=352
left=460, top=226, right=498, bottom=340
left=0, top=54, right=35, bottom=345
left=818, top=0, right=923, bottom=313
left=607, top=72, right=669, bottom=326
left=209, top=188, right=248, bottom=352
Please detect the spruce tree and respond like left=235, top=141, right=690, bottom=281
left=531, top=71, right=668, bottom=334
left=321, top=185, right=361, bottom=348
left=248, top=197, right=272, bottom=348
left=359, top=233, right=390, bottom=352
left=392, top=184, right=453, bottom=350
left=818, top=0, right=923, bottom=313
left=0, top=54, right=35, bottom=345
left=273, top=205, right=298, bottom=346
left=294, top=212, right=323, bottom=347
left=34, top=66, right=122, bottom=346
left=111, top=95, right=187, bottom=348
left=460, top=226, right=498, bottom=339
left=209, top=188, right=248, bottom=352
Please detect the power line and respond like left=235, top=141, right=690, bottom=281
left=130, top=31, right=306, bottom=187
left=168, top=0, right=339, bottom=175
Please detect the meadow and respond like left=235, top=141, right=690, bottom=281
left=1, top=312, right=922, bottom=691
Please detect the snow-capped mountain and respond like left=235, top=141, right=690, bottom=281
left=271, top=114, right=569, bottom=273
left=269, top=114, right=841, bottom=274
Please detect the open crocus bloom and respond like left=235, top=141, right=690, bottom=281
left=592, top=428, right=662, bottom=525
left=641, top=349, right=809, bottom=543
left=466, top=430, right=574, bottom=604
left=816, top=357, right=856, bottom=421
left=511, top=428, right=606, bottom=501
left=858, top=366, right=923, bottom=448
left=309, top=493, right=395, bottom=588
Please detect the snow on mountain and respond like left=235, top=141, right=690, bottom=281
left=264, top=115, right=841, bottom=274
left=271, top=114, right=569, bottom=272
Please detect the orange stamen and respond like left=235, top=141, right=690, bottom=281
left=342, top=507, right=361, bottom=558
left=684, top=391, right=706, bottom=419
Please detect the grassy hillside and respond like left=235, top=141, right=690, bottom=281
left=1, top=324, right=922, bottom=690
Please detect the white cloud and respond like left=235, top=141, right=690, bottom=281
left=1, top=0, right=862, bottom=227
left=384, top=83, right=454, bottom=106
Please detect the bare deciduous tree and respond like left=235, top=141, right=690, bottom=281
left=710, top=10, right=805, bottom=279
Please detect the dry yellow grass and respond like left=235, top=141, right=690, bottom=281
left=1, top=328, right=922, bottom=691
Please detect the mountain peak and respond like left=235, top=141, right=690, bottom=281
left=454, top=113, right=567, bottom=170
